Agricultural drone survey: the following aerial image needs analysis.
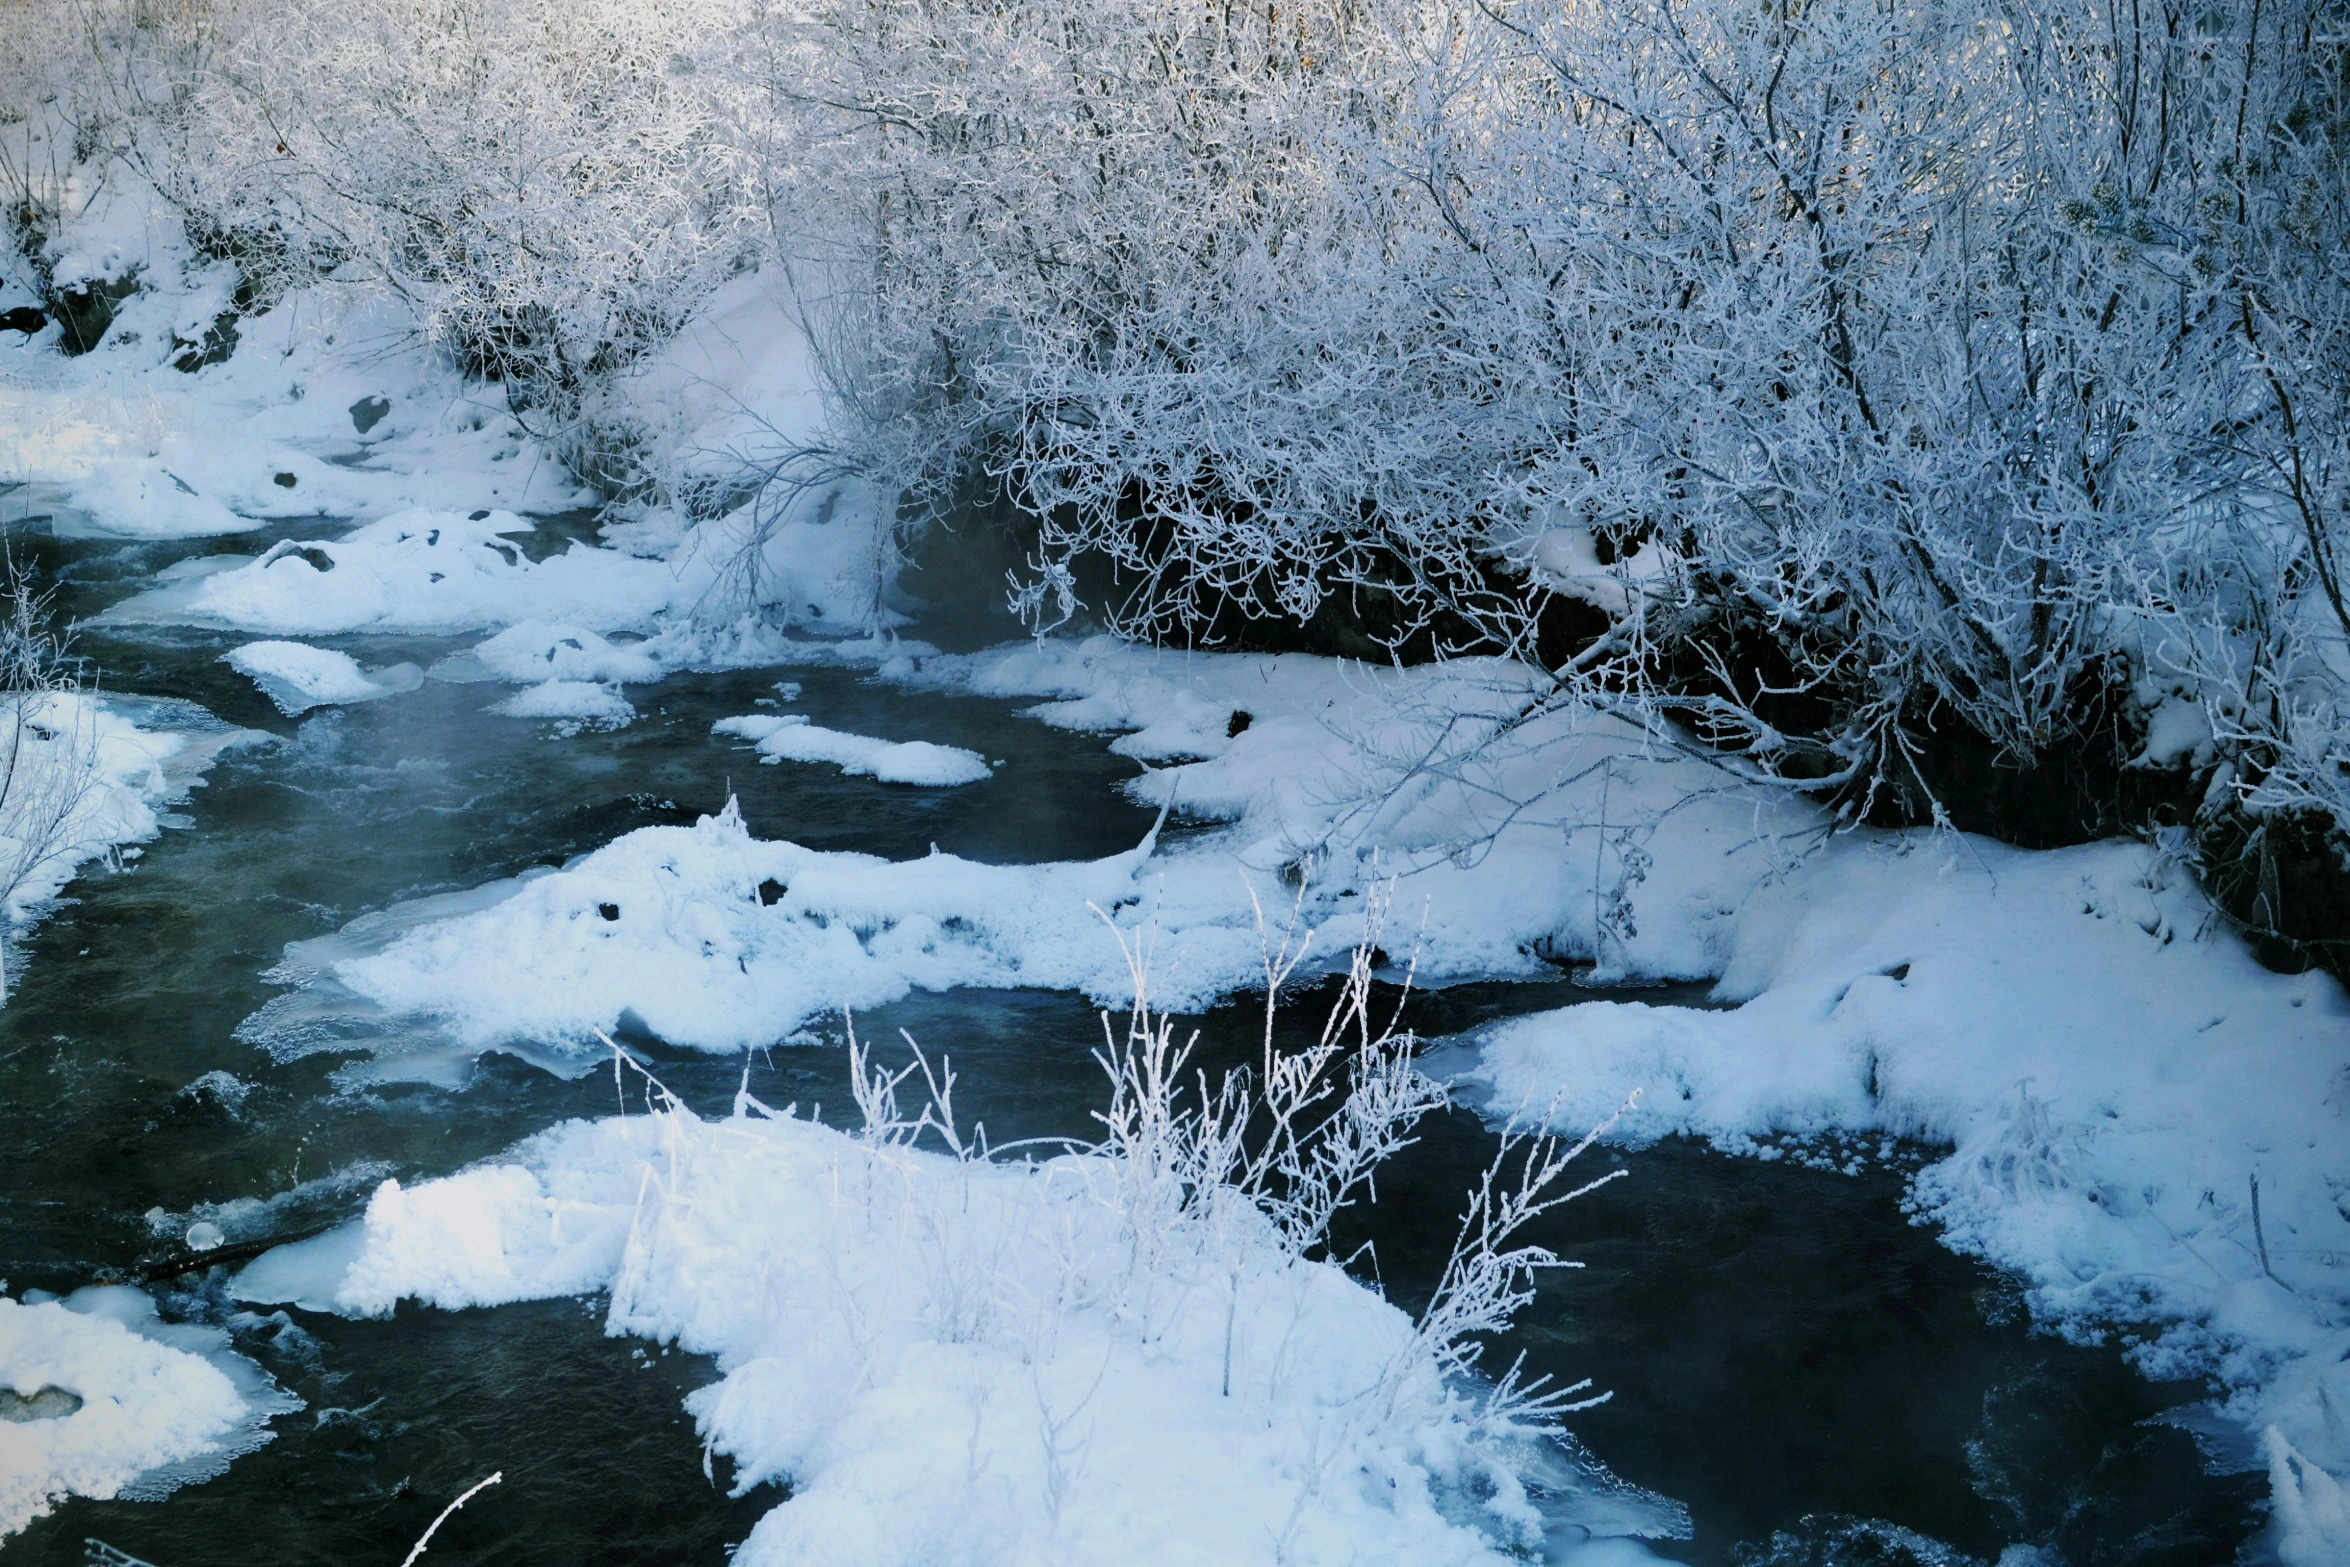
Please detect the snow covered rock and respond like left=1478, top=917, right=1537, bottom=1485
left=224, top=641, right=423, bottom=715
left=488, top=680, right=636, bottom=731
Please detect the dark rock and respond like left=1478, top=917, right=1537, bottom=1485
left=757, top=878, right=788, bottom=907
left=273, top=472, right=298, bottom=488
left=0, top=305, right=45, bottom=334
left=1226, top=710, right=1252, bottom=739
left=598, top=902, right=621, bottom=921
left=292, top=546, right=334, bottom=572
left=170, top=309, right=240, bottom=372
left=0, top=1386, right=84, bottom=1422
left=349, top=394, right=392, bottom=435
left=49, top=273, right=140, bottom=355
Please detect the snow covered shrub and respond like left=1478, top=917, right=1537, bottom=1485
left=782, top=0, right=1564, bottom=655
left=172, top=0, right=763, bottom=424
left=793, top=0, right=2350, bottom=935
left=0, top=555, right=98, bottom=988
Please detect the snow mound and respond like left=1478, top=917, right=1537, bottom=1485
left=97, top=509, right=678, bottom=637
left=234, top=1106, right=1679, bottom=1567
left=714, top=714, right=991, bottom=786
left=61, top=458, right=250, bottom=538
left=489, top=680, right=635, bottom=730
left=224, top=641, right=423, bottom=715
left=433, top=621, right=667, bottom=686
left=0, top=1290, right=293, bottom=1538
left=2269, top=1429, right=2350, bottom=1567
left=247, top=800, right=1202, bottom=1058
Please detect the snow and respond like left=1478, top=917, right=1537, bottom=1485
left=432, top=621, right=668, bottom=686
left=489, top=680, right=636, bottom=729
left=98, top=509, right=679, bottom=637
left=224, top=641, right=423, bottom=715
left=233, top=1104, right=1684, bottom=1566
left=60, top=458, right=250, bottom=538
left=0, top=1290, right=294, bottom=1539
left=2269, top=1427, right=2350, bottom=1567
left=1447, top=831, right=2350, bottom=1494
left=713, top=714, right=991, bottom=786
left=0, top=162, right=595, bottom=531
left=2, top=692, right=259, bottom=932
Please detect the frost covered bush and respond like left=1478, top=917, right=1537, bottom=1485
left=791, top=0, right=2350, bottom=947
left=0, top=0, right=772, bottom=423
left=0, top=559, right=97, bottom=934
left=178, top=0, right=766, bottom=429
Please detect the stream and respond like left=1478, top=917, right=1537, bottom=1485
left=0, top=502, right=2265, bottom=1566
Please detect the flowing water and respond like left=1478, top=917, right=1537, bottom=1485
left=0, top=501, right=2263, bottom=1566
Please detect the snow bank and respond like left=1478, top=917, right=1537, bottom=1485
left=238, top=642, right=1808, bottom=1062
left=247, top=800, right=1190, bottom=1059
left=713, top=714, right=991, bottom=786
left=224, top=641, right=423, bottom=715
left=2, top=692, right=257, bottom=931
left=1451, top=831, right=2350, bottom=1500
left=98, top=509, right=678, bottom=637
left=61, top=457, right=250, bottom=538
left=0, top=1290, right=293, bottom=1538
left=0, top=161, right=592, bottom=529
left=234, top=1105, right=1678, bottom=1566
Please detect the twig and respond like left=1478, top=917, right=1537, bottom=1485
left=399, top=1472, right=502, bottom=1567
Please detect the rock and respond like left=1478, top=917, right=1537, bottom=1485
left=273, top=472, right=298, bottom=488
left=0, top=1386, right=84, bottom=1422
left=171, top=309, right=241, bottom=372
left=348, top=394, right=391, bottom=435
left=0, top=305, right=45, bottom=334
left=49, top=274, right=140, bottom=355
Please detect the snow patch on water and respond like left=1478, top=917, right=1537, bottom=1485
left=489, top=679, right=635, bottom=731
left=713, top=714, right=991, bottom=786
left=225, top=641, right=423, bottom=715
left=0, top=1290, right=297, bottom=1538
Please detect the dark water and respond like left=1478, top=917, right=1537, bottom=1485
left=0, top=503, right=2261, bottom=1566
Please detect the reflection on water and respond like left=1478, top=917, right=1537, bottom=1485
left=0, top=504, right=2261, bottom=1566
